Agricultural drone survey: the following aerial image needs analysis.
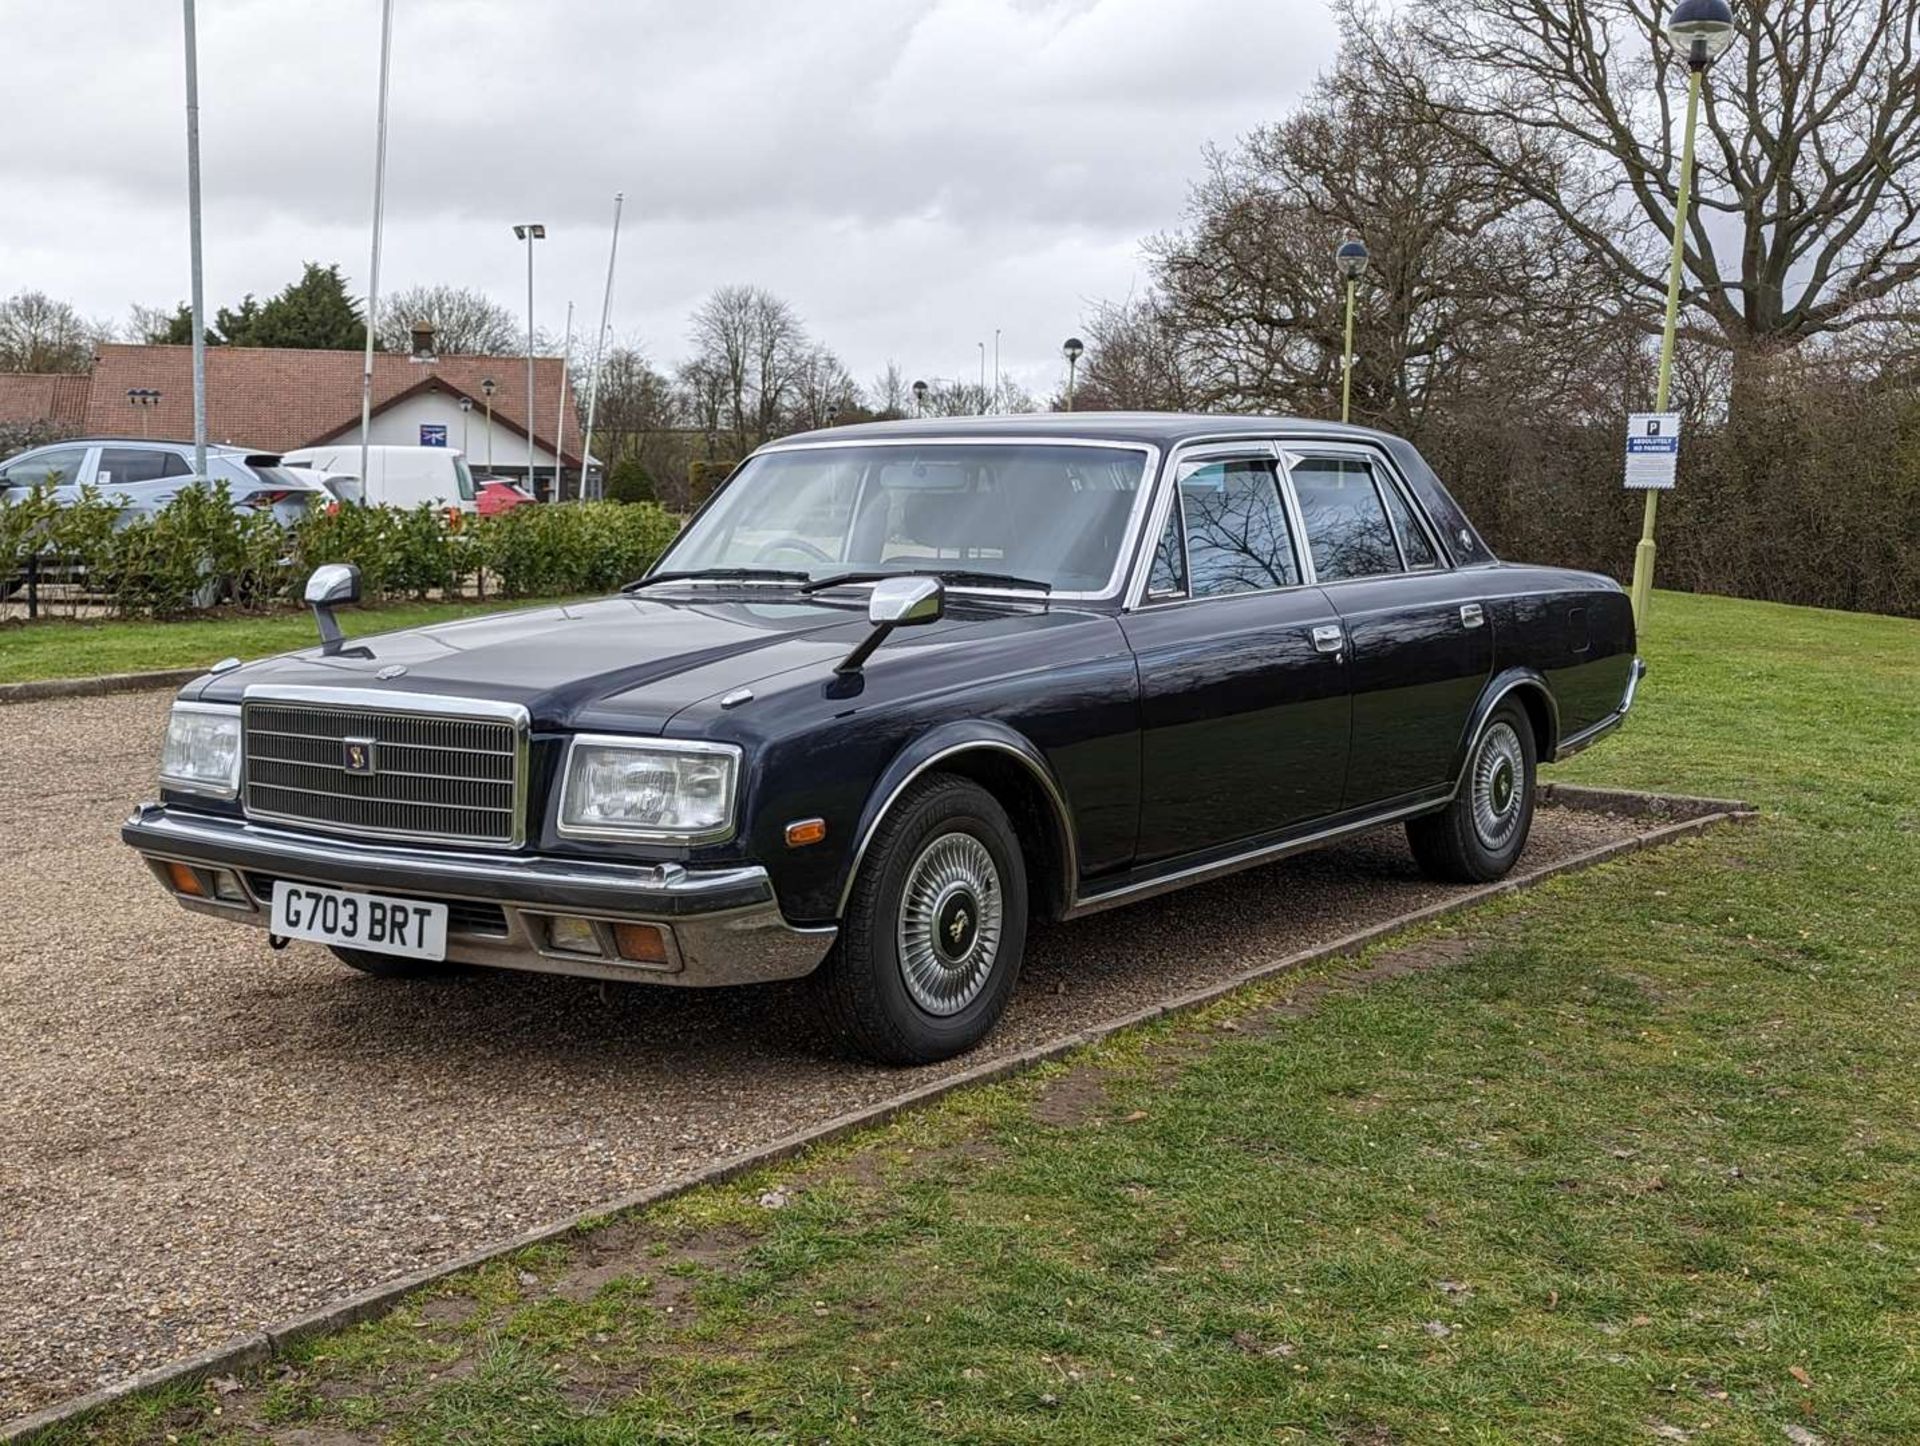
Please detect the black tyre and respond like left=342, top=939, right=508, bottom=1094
left=819, top=773, right=1029, bottom=1065
left=1406, top=700, right=1537, bottom=883
left=329, top=946, right=466, bottom=981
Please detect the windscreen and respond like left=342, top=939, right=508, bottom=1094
left=661, top=443, right=1149, bottom=592
left=454, top=457, right=477, bottom=501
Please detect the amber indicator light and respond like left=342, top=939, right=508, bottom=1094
left=612, top=923, right=670, bottom=965
left=785, top=818, right=828, bottom=848
left=165, top=861, right=206, bottom=897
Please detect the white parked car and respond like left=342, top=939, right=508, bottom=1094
left=278, top=444, right=480, bottom=513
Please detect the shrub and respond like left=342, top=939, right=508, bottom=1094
left=604, top=457, right=657, bottom=505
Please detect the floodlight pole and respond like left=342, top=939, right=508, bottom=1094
left=579, top=192, right=624, bottom=501
left=1629, top=64, right=1704, bottom=629
left=181, top=0, right=208, bottom=478
left=358, top=0, right=396, bottom=494
left=1340, top=278, right=1358, bottom=424
left=554, top=300, right=573, bottom=500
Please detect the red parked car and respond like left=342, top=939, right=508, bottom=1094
left=476, top=479, right=536, bottom=516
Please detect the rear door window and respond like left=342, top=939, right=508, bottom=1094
left=98, top=448, right=190, bottom=485
left=1290, top=457, right=1402, bottom=582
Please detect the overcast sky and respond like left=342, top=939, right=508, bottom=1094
left=1, top=0, right=1338, bottom=398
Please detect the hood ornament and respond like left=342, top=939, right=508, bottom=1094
left=376, top=664, right=408, bottom=681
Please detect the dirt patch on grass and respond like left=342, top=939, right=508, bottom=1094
left=1031, top=1067, right=1112, bottom=1126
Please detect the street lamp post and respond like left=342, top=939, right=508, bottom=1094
left=912, top=379, right=928, bottom=417
left=1335, top=238, right=1369, bottom=424
left=1629, top=0, right=1738, bottom=628
left=1062, top=338, right=1084, bottom=410
left=481, top=377, right=497, bottom=473
left=977, top=342, right=987, bottom=416
left=513, top=223, right=546, bottom=495
left=992, top=328, right=1001, bottom=414
left=459, top=395, right=474, bottom=455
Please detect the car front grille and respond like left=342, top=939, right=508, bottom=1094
left=242, top=700, right=524, bottom=847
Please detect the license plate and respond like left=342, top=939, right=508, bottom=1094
left=270, top=881, right=448, bottom=961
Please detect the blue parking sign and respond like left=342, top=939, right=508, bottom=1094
left=420, top=424, right=448, bottom=447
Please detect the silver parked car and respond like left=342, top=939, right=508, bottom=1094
left=0, top=438, right=330, bottom=526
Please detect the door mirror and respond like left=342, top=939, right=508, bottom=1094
left=305, top=562, right=361, bottom=607
left=867, top=575, right=944, bottom=628
left=304, top=563, right=362, bottom=654
left=839, top=576, right=945, bottom=676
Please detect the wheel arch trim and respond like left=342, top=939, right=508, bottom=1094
left=835, top=723, right=1079, bottom=920
left=1456, top=668, right=1558, bottom=781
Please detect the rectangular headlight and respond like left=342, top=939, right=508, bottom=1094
left=557, top=736, right=740, bottom=844
left=159, top=702, right=242, bottom=799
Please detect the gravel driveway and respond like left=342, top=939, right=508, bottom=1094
left=0, top=689, right=1639, bottom=1419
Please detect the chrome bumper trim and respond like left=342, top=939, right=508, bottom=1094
left=1553, top=656, right=1645, bottom=762
left=123, top=804, right=836, bottom=987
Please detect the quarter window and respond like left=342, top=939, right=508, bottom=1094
left=1291, top=458, right=1401, bottom=582
left=1155, top=458, right=1300, bottom=600
left=1377, top=472, right=1439, bottom=569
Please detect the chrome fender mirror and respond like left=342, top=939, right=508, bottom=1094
left=304, top=562, right=362, bottom=654
left=837, top=576, right=944, bottom=675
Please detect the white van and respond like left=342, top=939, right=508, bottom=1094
left=279, top=445, right=479, bottom=513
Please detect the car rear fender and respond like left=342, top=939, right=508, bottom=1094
left=1454, top=668, right=1559, bottom=783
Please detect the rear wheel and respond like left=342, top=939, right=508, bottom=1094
left=329, top=946, right=466, bottom=981
left=819, top=774, right=1028, bottom=1065
left=1406, top=699, right=1537, bottom=883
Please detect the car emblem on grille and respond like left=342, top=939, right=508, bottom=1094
left=376, top=664, right=407, bottom=680
left=342, top=738, right=378, bottom=775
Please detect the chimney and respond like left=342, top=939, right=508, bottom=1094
left=409, top=321, right=436, bottom=360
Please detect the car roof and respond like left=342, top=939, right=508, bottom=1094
left=25, top=437, right=252, bottom=452
left=768, top=411, right=1402, bottom=450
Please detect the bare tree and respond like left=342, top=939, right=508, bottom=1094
left=868, top=360, right=913, bottom=419
left=786, top=347, right=863, bottom=431
left=1073, top=296, right=1208, bottom=412
left=686, top=284, right=812, bottom=453
left=1351, top=0, right=1920, bottom=351
left=0, top=292, right=110, bottom=373
left=377, top=284, right=520, bottom=354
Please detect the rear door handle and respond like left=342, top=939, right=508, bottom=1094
left=1460, top=603, right=1485, bottom=629
left=1311, top=624, right=1345, bottom=655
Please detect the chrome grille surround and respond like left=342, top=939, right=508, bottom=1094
left=241, top=686, right=529, bottom=849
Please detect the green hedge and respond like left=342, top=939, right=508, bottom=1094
left=1, top=485, right=682, bottom=617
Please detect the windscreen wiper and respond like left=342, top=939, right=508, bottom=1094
left=800, top=568, right=1054, bottom=595
left=623, top=568, right=811, bottom=592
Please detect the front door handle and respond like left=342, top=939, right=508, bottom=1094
left=1311, top=624, right=1345, bottom=655
left=1460, top=603, right=1485, bottom=629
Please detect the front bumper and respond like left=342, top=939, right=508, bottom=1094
left=121, top=803, right=837, bottom=987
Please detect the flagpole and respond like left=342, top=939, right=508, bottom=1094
left=358, top=0, right=396, bottom=492
left=579, top=192, right=624, bottom=501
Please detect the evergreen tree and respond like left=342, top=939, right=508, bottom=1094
left=220, top=263, right=369, bottom=350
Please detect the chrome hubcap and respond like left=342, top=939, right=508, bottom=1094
left=1471, top=721, right=1526, bottom=850
left=897, top=831, right=1003, bottom=1016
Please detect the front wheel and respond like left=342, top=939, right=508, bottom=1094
left=818, top=773, right=1029, bottom=1065
left=1406, top=700, right=1537, bottom=883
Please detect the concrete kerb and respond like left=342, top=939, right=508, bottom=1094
left=0, top=668, right=204, bottom=706
left=1, top=786, right=1755, bottom=1442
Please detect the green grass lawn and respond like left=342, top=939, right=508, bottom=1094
left=39, top=590, right=1920, bottom=1445
left=0, top=596, right=592, bottom=685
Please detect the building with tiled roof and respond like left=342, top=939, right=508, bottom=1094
left=3, top=332, right=585, bottom=493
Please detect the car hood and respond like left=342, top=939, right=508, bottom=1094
left=191, top=593, right=964, bottom=732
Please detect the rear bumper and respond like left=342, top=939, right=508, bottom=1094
left=121, top=803, right=837, bottom=986
left=1553, top=656, right=1646, bottom=762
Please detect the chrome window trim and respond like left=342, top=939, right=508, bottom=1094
left=554, top=733, right=743, bottom=845
left=158, top=700, right=243, bottom=800
left=1278, top=440, right=1457, bottom=573
left=663, top=435, right=1164, bottom=603
left=239, top=685, right=531, bottom=850
left=1126, top=438, right=1326, bottom=610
